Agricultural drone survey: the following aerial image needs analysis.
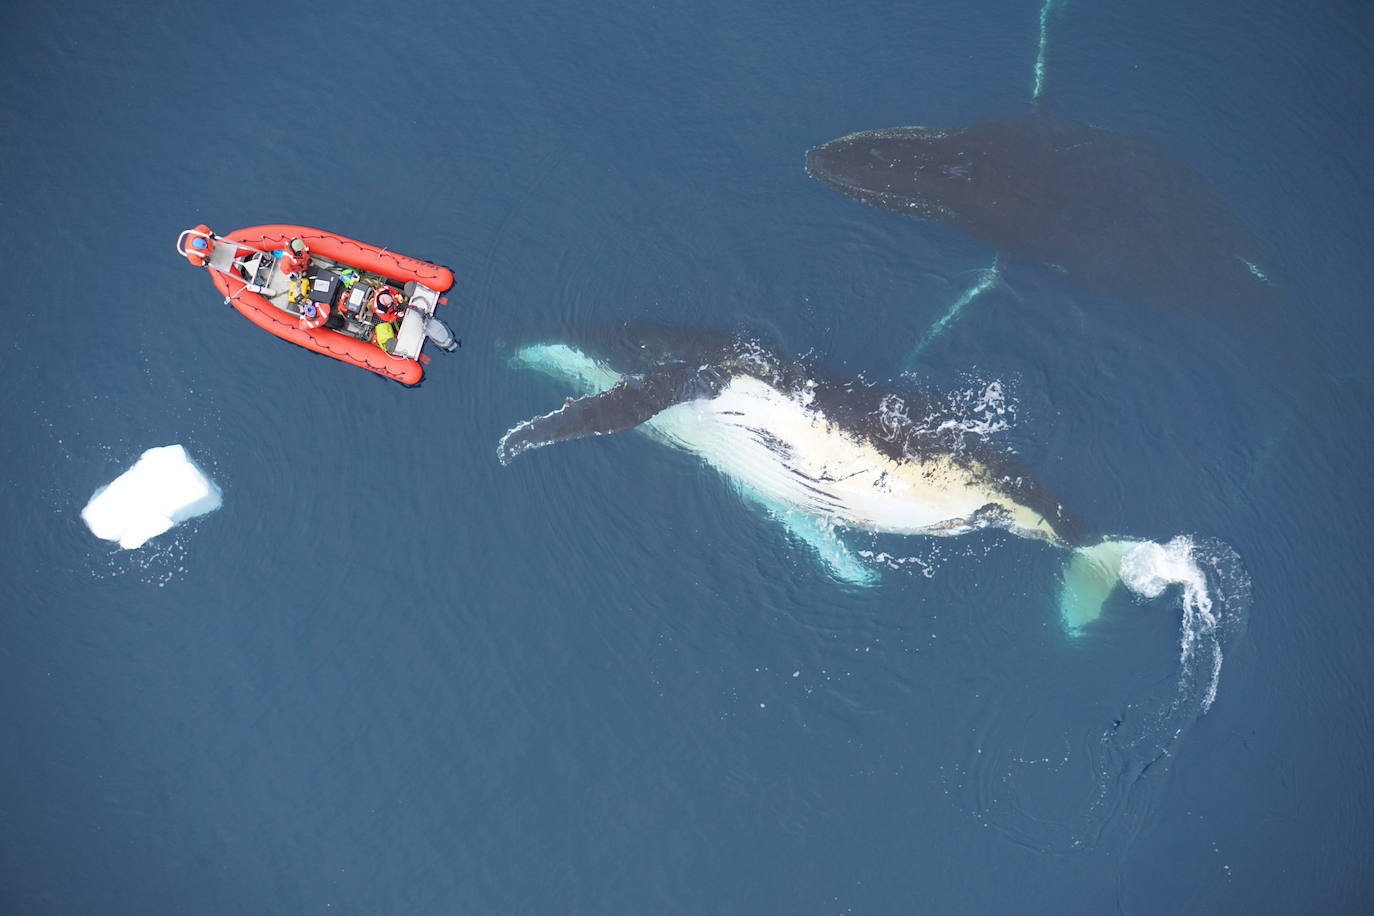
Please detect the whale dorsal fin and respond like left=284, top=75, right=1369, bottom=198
left=498, top=365, right=726, bottom=465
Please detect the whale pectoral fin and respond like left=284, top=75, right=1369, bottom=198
left=769, top=504, right=878, bottom=587
left=497, top=366, right=725, bottom=465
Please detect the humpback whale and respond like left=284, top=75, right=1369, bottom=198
left=497, top=325, right=1207, bottom=629
left=805, top=115, right=1276, bottom=310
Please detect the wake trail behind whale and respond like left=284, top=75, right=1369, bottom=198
left=1066, top=536, right=1249, bottom=715
left=950, top=535, right=1250, bottom=852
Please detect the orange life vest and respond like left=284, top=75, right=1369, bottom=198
left=298, top=300, right=330, bottom=330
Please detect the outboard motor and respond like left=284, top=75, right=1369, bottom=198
left=424, top=316, right=460, bottom=352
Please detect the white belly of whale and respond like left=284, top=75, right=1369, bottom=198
left=512, top=343, right=1057, bottom=541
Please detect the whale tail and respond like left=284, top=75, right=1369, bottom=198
left=1058, top=540, right=1139, bottom=632
left=1059, top=536, right=1251, bottom=712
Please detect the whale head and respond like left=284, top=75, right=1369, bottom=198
left=805, top=126, right=974, bottom=223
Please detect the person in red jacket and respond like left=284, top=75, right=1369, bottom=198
left=277, top=237, right=310, bottom=276
left=372, top=286, right=402, bottom=322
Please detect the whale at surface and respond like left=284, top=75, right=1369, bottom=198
left=496, top=324, right=1221, bottom=630
left=805, top=114, right=1277, bottom=311
left=498, top=324, right=1252, bottom=842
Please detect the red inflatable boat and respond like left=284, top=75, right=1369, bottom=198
left=176, top=224, right=458, bottom=385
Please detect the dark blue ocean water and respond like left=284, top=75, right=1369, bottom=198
left=4, top=0, right=1373, bottom=911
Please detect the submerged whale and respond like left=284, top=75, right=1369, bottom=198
left=497, top=325, right=1202, bottom=628
left=805, top=114, right=1276, bottom=310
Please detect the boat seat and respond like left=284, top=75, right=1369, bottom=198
left=394, top=282, right=438, bottom=358
left=206, top=241, right=237, bottom=274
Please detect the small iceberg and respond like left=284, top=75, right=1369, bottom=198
left=82, top=445, right=221, bottom=549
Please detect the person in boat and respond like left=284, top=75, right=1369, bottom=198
left=187, top=234, right=214, bottom=266
left=298, top=299, right=322, bottom=329
left=277, top=238, right=311, bottom=277
left=372, top=286, right=403, bottom=322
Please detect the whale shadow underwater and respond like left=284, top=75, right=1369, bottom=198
left=496, top=324, right=1248, bottom=670
left=805, top=114, right=1278, bottom=312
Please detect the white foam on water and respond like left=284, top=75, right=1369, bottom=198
left=82, top=445, right=222, bottom=549
left=1120, top=536, right=1243, bottom=713
left=935, top=378, right=1016, bottom=439
left=1120, top=538, right=1201, bottom=597
left=1064, top=535, right=1246, bottom=714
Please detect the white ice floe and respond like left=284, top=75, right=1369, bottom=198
left=82, top=445, right=221, bottom=549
